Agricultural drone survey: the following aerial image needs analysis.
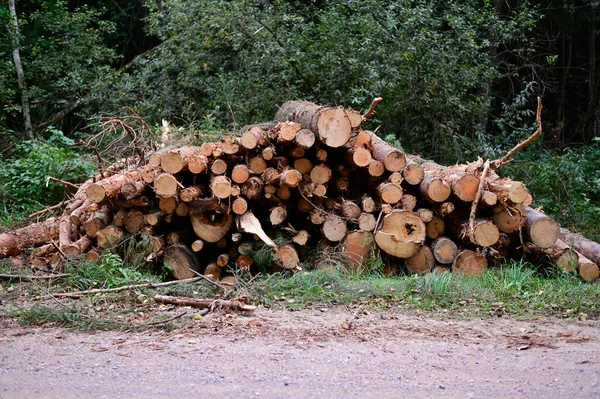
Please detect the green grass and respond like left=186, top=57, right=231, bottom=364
left=249, top=260, right=600, bottom=319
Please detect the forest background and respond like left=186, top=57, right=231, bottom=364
left=1, top=0, right=599, bottom=241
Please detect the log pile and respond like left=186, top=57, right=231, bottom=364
left=0, top=100, right=598, bottom=283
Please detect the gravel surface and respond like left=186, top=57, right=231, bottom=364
left=1, top=307, right=599, bottom=398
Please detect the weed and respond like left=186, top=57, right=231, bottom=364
left=12, top=306, right=127, bottom=331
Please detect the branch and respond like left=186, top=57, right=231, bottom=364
left=362, top=97, right=384, bottom=121
left=0, top=273, right=71, bottom=280
left=469, top=160, right=490, bottom=240
left=491, top=96, right=543, bottom=169
left=153, top=295, right=257, bottom=312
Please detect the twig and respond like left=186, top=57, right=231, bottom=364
left=46, top=176, right=80, bottom=190
left=29, top=200, right=69, bottom=218
left=0, top=273, right=71, bottom=280
left=491, top=96, right=543, bottom=169
left=362, top=97, right=383, bottom=121
left=153, top=295, right=257, bottom=312
left=50, top=239, right=69, bottom=260
left=188, top=268, right=231, bottom=294
left=145, top=311, right=188, bottom=326
left=46, top=277, right=206, bottom=298
left=469, top=160, right=490, bottom=240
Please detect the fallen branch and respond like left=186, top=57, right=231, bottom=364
left=29, top=200, right=69, bottom=219
left=492, top=96, right=542, bottom=169
left=47, top=277, right=206, bottom=298
left=469, top=159, right=490, bottom=239
left=153, top=295, right=257, bottom=312
left=46, top=176, right=80, bottom=190
left=145, top=311, right=188, bottom=326
left=0, top=273, right=71, bottom=280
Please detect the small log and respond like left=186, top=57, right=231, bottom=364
left=292, top=230, right=310, bottom=246
left=261, top=147, right=275, bottom=161
left=166, top=231, right=184, bottom=245
left=154, top=173, right=179, bottom=198
left=493, top=204, right=527, bottom=234
left=294, top=158, right=313, bottom=175
left=277, top=186, right=291, bottom=200
left=231, top=164, right=250, bottom=184
left=279, top=169, right=303, bottom=188
left=488, top=178, right=529, bottom=204
left=295, top=129, right=316, bottom=149
left=367, top=160, right=385, bottom=177
left=480, top=191, right=498, bottom=208
left=347, top=147, right=372, bottom=167
left=210, top=159, right=228, bottom=175
left=334, top=177, right=349, bottom=192
left=217, top=253, right=230, bottom=267
left=452, top=250, right=488, bottom=276
left=232, top=197, right=248, bottom=215
left=248, top=156, right=268, bottom=174
left=376, top=183, right=402, bottom=204
left=375, top=210, right=426, bottom=258
left=321, top=216, right=348, bottom=242
left=368, top=132, right=406, bottom=172
left=405, top=245, right=435, bottom=274
left=277, top=121, right=302, bottom=142
left=69, top=199, right=92, bottom=226
left=161, top=146, right=201, bottom=174
left=270, top=206, right=287, bottom=225
left=221, top=136, right=241, bottom=155
left=85, top=249, right=100, bottom=262
left=342, top=231, right=374, bottom=268
left=241, top=126, right=265, bottom=150
left=559, top=228, right=600, bottom=268
left=204, top=262, right=222, bottom=279
left=84, top=206, right=111, bottom=238
left=139, top=164, right=158, bottom=183
left=341, top=201, right=361, bottom=221
left=426, top=216, right=445, bottom=240
left=274, top=243, right=300, bottom=269
left=164, top=245, right=200, bottom=280
left=31, top=243, right=57, bottom=258
left=236, top=255, right=254, bottom=268
left=261, top=168, right=281, bottom=184
left=419, top=173, right=451, bottom=203
left=175, top=202, right=189, bottom=217
left=577, top=252, right=600, bottom=282
left=524, top=206, right=560, bottom=249
left=180, top=185, right=207, bottom=203
left=199, top=142, right=214, bottom=156
left=188, top=154, right=209, bottom=174
left=62, top=236, right=92, bottom=259
left=361, top=196, right=377, bottom=213
left=159, top=196, right=178, bottom=214
left=313, top=184, right=327, bottom=197
left=154, top=295, right=256, bottom=312
left=211, top=175, right=232, bottom=199
left=415, top=208, right=434, bottom=223
left=430, top=237, right=459, bottom=265
left=124, top=209, right=145, bottom=234
left=388, top=172, right=403, bottom=185
left=315, top=148, right=328, bottom=162
left=190, top=210, right=234, bottom=243
left=191, top=239, right=205, bottom=252
left=310, top=209, right=327, bottom=225
left=358, top=213, right=377, bottom=232
left=275, top=101, right=352, bottom=148
left=450, top=217, right=500, bottom=247
left=242, top=176, right=265, bottom=199
left=121, top=180, right=146, bottom=201
left=399, top=194, right=417, bottom=211
left=86, top=174, right=127, bottom=203
left=421, top=161, right=480, bottom=202
left=310, top=164, right=332, bottom=185
left=402, top=159, right=425, bottom=185
left=96, top=225, right=124, bottom=248
left=434, top=202, right=455, bottom=217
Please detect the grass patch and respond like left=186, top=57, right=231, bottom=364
left=11, top=306, right=128, bottom=331
left=250, top=260, right=600, bottom=319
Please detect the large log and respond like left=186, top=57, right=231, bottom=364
left=524, top=207, right=560, bottom=249
left=275, top=101, right=352, bottom=148
left=0, top=218, right=60, bottom=258
left=375, top=210, right=426, bottom=258
left=405, top=245, right=435, bottom=274
left=452, top=250, right=488, bottom=276
left=368, top=132, right=406, bottom=172
left=342, top=231, right=374, bottom=269
left=189, top=210, right=233, bottom=243
left=164, top=244, right=200, bottom=280
left=559, top=228, right=600, bottom=267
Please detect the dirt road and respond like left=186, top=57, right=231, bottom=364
left=0, top=307, right=599, bottom=398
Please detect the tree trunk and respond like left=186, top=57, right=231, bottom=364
left=524, top=207, right=560, bottom=249
left=0, top=218, right=60, bottom=258
left=375, top=210, right=426, bottom=258
left=452, top=250, right=488, bottom=276
left=405, top=245, right=435, bottom=274
left=190, top=210, right=233, bottom=243
left=8, top=0, right=33, bottom=140
left=559, top=228, right=600, bottom=267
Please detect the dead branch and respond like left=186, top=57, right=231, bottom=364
left=0, top=273, right=71, bottom=280
left=362, top=97, right=384, bottom=121
left=492, top=97, right=543, bottom=169
left=153, top=295, right=257, bottom=312
left=469, top=159, right=490, bottom=239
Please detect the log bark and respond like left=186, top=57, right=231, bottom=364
left=164, top=244, right=199, bottom=280
left=524, top=207, right=560, bottom=249
left=559, top=228, right=600, bottom=267
left=368, top=132, right=406, bottom=172
left=275, top=101, right=352, bottom=148
left=84, top=206, right=111, bottom=239
left=375, top=210, right=426, bottom=258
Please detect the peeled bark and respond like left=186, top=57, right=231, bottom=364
left=375, top=210, right=426, bottom=259
left=275, top=101, right=352, bottom=148
left=121, top=180, right=146, bottom=200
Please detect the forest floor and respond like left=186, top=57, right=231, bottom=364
left=1, top=305, right=599, bottom=398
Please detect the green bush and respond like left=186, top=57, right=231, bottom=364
left=0, top=128, right=95, bottom=228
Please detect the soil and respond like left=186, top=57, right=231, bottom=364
left=0, top=307, right=599, bottom=398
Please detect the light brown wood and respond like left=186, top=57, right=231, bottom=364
left=124, top=209, right=145, bottom=234
left=154, top=173, right=179, bottom=198
left=399, top=194, right=417, bottom=211
left=275, top=101, right=352, bottom=148
left=274, top=243, right=300, bottom=269
left=189, top=210, right=234, bottom=243
left=376, top=183, right=403, bottom=204
left=188, top=154, right=209, bottom=174
left=426, top=216, right=445, bottom=240
left=121, top=180, right=146, bottom=200
left=261, top=146, right=275, bottom=161
left=84, top=206, right=111, bottom=238
left=242, top=176, right=265, bottom=199
left=232, top=197, right=248, bottom=215
left=559, top=228, right=600, bottom=268
left=231, top=164, right=250, bottom=184
left=431, top=237, right=458, bottom=264
left=180, top=185, right=207, bottom=203
left=199, top=142, right=214, bottom=156
left=402, top=159, right=425, bottom=185
left=277, top=186, right=291, bottom=200
left=578, top=252, right=600, bottom=282
left=112, top=207, right=127, bottom=227
left=313, top=184, right=327, bottom=197
left=295, top=129, right=316, bottom=149
left=261, top=167, right=280, bottom=184
left=493, top=204, right=527, bottom=234
left=161, top=146, right=201, bottom=174
left=248, top=156, right=268, bottom=174
left=236, top=255, right=254, bottom=268
left=480, top=191, right=498, bottom=207
left=159, top=196, right=178, bottom=214
left=63, top=236, right=92, bottom=259
left=405, top=245, right=435, bottom=274
left=241, top=126, right=265, bottom=150
left=368, top=159, right=385, bottom=177
left=221, top=136, right=241, bottom=155
left=310, top=209, right=327, bottom=225
left=211, top=175, right=232, bottom=199
left=341, top=201, right=361, bottom=221
left=375, top=210, right=426, bottom=258
left=418, top=173, right=451, bottom=203
left=210, top=159, right=228, bottom=175
left=175, top=201, right=189, bottom=217
left=361, top=196, right=376, bottom=213
left=270, top=206, right=287, bottom=225
left=277, top=121, right=302, bottom=142
left=435, top=202, right=455, bottom=217
left=204, top=262, right=222, bottom=279
left=321, top=216, right=347, bottom=242
left=280, top=169, right=303, bottom=187
left=96, top=225, right=124, bottom=248
left=342, top=231, right=374, bottom=269
left=310, top=164, right=332, bottom=185
left=217, top=253, right=230, bottom=267
left=0, top=217, right=59, bottom=258
left=524, top=206, right=560, bottom=249
left=368, top=132, right=406, bottom=172
left=164, top=244, right=200, bottom=280
left=415, top=208, right=434, bottom=223
left=421, top=161, right=480, bottom=202
left=450, top=217, right=500, bottom=247
left=315, top=148, right=328, bottom=162
left=294, top=158, right=313, bottom=175
left=347, top=147, right=372, bottom=167
left=358, top=212, right=377, bottom=232
left=452, top=250, right=488, bottom=276
left=292, top=230, right=310, bottom=246
left=191, top=239, right=205, bottom=252
left=488, top=178, right=529, bottom=204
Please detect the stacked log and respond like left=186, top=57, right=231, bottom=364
left=0, top=100, right=598, bottom=283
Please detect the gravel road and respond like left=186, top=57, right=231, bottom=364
left=1, top=307, right=599, bottom=398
